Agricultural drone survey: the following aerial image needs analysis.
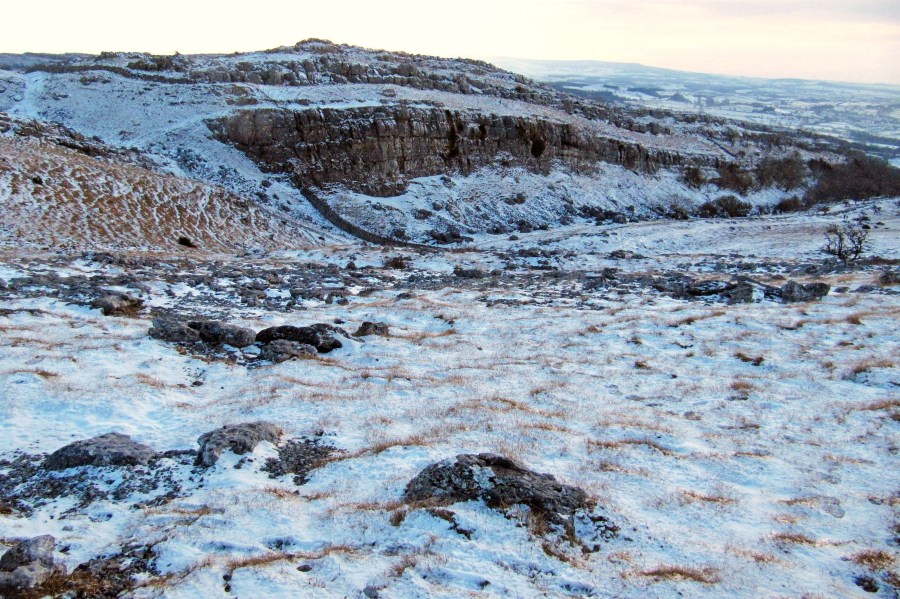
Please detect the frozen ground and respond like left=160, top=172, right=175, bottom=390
left=0, top=200, right=897, bottom=598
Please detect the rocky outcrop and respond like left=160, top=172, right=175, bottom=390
left=0, top=535, right=66, bottom=591
left=210, top=105, right=695, bottom=196
left=187, top=321, right=256, bottom=348
left=91, top=292, right=144, bottom=316
left=780, top=280, right=830, bottom=303
left=44, top=433, right=156, bottom=470
left=256, top=323, right=348, bottom=353
left=149, top=319, right=201, bottom=343
left=404, top=453, right=591, bottom=527
left=196, top=422, right=283, bottom=467
left=258, top=339, right=317, bottom=363
left=352, top=321, right=390, bottom=337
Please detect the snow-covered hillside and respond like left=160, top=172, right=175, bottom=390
left=0, top=40, right=851, bottom=248
left=1, top=199, right=898, bottom=598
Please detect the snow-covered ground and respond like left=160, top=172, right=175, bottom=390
left=1, top=200, right=897, bottom=598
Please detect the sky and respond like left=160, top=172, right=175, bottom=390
left=3, top=0, right=899, bottom=85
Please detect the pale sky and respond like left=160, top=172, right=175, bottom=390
left=4, top=0, right=899, bottom=85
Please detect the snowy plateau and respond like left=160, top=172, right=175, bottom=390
left=0, top=40, right=898, bottom=598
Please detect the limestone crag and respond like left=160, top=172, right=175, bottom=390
left=212, top=106, right=696, bottom=196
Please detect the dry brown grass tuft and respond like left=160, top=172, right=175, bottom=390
left=393, top=328, right=457, bottom=343
left=13, top=568, right=138, bottom=599
left=3, top=368, right=59, bottom=379
left=133, top=373, right=174, bottom=388
left=668, top=310, right=726, bottom=328
left=770, top=532, right=819, bottom=546
left=678, top=489, right=738, bottom=506
left=262, top=486, right=303, bottom=500
left=388, top=554, right=420, bottom=578
left=734, top=352, right=765, bottom=366
left=224, top=544, right=357, bottom=575
left=636, top=564, right=721, bottom=584
left=588, top=437, right=676, bottom=456
left=851, top=398, right=900, bottom=412
left=848, top=358, right=894, bottom=376
left=724, top=544, right=779, bottom=564
left=850, top=549, right=895, bottom=571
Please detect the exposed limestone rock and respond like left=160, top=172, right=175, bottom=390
left=91, top=292, right=144, bottom=316
left=148, top=318, right=200, bottom=343
left=196, top=422, right=283, bottom=467
left=352, top=321, right=390, bottom=337
left=256, top=324, right=347, bottom=353
left=780, top=280, right=830, bottom=303
left=187, top=321, right=257, bottom=348
left=0, top=535, right=66, bottom=591
left=258, top=339, right=317, bottom=363
left=211, top=106, right=692, bottom=196
left=44, top=433, right=156, bottom=470
left=404, top=453, right=590, bottom=526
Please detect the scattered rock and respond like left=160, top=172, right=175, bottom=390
left=686, top=279, right=736, bottom=297
left=453, top=266, right=485, bottom=279
left=384, top=256, right=408, bottom=269
left=44, top=433, right=156, bottom=470
left=91, top=292, right=143, bottom=316
left=726, top=281, right=756, bottom=304
left=196, top=422, right=283, bottom=467
left=0, top=535, right=66, bottom=591
left=780, top=280, right=830, bottom=303
left=148, top=318, right=200, bottom=343
left=880, top=269, right=900, bottom=285
left=352, top=321, right=390, bottom=337
left=854, top=575, right=879, bottom=593
left=404, top=453, right=590, bottom=526
left=607, top=250, right=646, bottom=260
left=429, top=229, right=471, bottom=244
left=256, top=324, right=347, bottom=353
left=263, top=438, right=335, bottom=485
left=258, top=339, right=316, bottom=363
left=363, top=585, right=380, bottom=598
left=187, top=321, right=256, bottom=348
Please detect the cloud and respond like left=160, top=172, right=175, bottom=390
left=579, top=0, right=900, bottom=22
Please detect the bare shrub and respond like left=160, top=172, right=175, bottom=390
left=682, top=165, right=706, bottom=188
left=773, top=195, right=806, bottom=214
left=698, top=195, right=752, bottom=218
left=714, top=164, right=754, bottom=194
left=822, top=221, right=870, bottom=262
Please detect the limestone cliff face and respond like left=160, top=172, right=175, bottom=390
left=210, top=105, right=696, bottom=195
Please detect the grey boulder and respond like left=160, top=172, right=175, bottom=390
left=196, top=422, right=283, bottom=467
left=44, top=433, right=156, bottom=470
left=91, top=293, right=143, bottom=316
left=352, top=321, right=390, bottom=337
left=404, top=453, right=589, bottom=526
left=258, top=339, right=317, bottom=363
left=726, top=281, right=756, bottom=304
left=149, top=318, right=200, bottom=343
left=0, top=535, right=66, bottom=591
left=780, top=280, right=830, bottom=303
left=255, top=324, right=347, bottom=353
left=187, top=321, right=256, bottom=348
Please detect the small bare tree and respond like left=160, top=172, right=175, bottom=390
left=822, top=221, right=870, bottom=262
